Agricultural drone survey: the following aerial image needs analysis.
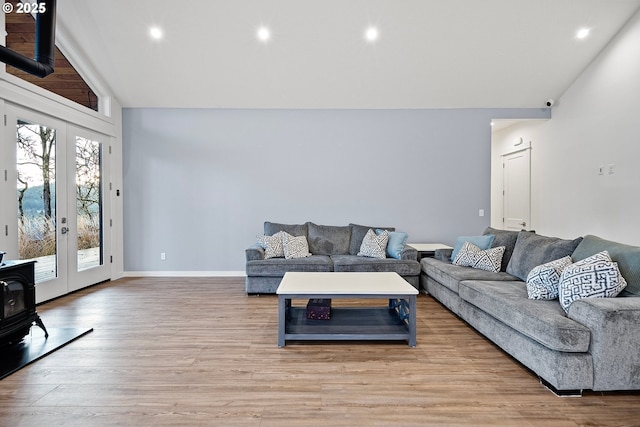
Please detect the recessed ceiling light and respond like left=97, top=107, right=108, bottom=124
left=576, top=28, right=590, bottom=39
left=257, top=26, right=271, bottom=43
left=365, top=26, right=379, bottom=42
left=149, top=26, right=163, bottom=40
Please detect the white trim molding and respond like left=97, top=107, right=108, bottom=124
left=123, top=271, right=246, bottom=278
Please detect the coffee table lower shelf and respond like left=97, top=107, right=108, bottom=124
left=281, top=306, right=413, bottom=346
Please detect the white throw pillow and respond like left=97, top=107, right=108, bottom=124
left=281, top=232, right=312, bottom=259
left=256, top=232, right=284, bottom=259
left=453, top=241, right=505, bottom=273
left=558, top=251, right=627, bottom=313
left=526, top=255, right=573, bottom=300
left=357, top=229, right=389, bottom=259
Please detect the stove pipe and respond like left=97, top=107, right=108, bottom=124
left=0, top=0, right=57, bottom=78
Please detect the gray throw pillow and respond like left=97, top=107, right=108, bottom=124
left=506, top=231, right=583, bottom=281
left=483, top=227, right=519, bottom=272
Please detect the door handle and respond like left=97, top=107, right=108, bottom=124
left=519, top=222, right=526, bottom=227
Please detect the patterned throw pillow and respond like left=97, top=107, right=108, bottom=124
left=452, top=241, right=505, bottom=273
left=358, top=229, right=389, bottom=259
left=558, top=251, right=627, bottom=313
left=256, top=232, right=284, bottom=259
left=526, top=255, right=573, bottom=300
left=450, top=234, right=495, bottom=261
left=281, top=232, right=312, bottom=259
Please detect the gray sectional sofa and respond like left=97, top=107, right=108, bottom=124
left=245, top=221, right=421, bottom=294
left=421, top=227, right=640, bottom=395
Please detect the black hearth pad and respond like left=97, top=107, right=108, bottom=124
left=0, top=327, right=93, bottom=380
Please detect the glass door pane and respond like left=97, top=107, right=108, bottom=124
left=16, top=120, right=58, bottom=283
left=9, top=106, right=69, bottom=303
left=67, top=126, right=110, bottom=292
left=75, top=137, right=103, bottom=271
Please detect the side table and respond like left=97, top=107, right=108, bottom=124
left=407, top=243, right=453, bottom=260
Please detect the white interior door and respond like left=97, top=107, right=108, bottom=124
left=2, top=106, right=111, bottom=302
left=503, top=148, right=531, bottom=231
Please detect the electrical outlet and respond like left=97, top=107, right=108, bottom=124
left=479, top=209, right=485, bottom=217
left=160, top=252, right=166, bottom=261
left=608, top=164, right=615, bottom=174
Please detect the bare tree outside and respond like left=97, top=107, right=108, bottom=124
left=75, top=137, right=102, bottom=253
left=16, top=121, right=57, bottom=259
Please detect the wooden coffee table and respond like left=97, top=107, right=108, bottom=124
left=276, top=272, right=418, bottom=347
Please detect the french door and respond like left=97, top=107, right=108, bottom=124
left=2, top=105, right=111, bottom=302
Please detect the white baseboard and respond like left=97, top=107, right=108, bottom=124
left=123, top=271, right=246, bottom=278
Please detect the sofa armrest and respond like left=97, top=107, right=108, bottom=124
left=246, top=244, right=265, bottom=262
left=434, top=248, right=453, bottom=262
left=400, top=245, right=418, bottom=261
left=568, top=297, right=640, bottom=390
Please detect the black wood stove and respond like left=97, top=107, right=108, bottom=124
left=0, top=260, right=48, bottom=346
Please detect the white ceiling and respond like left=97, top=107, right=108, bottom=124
left=55, top=0, right=640, bottom=109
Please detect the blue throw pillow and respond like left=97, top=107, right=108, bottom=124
left=376, top=229, right=408, bottom=259
left=450, top=235, right=495, bottom=261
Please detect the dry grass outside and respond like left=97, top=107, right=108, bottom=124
left=76, top=215, right=100, bottom=250
left=18, top=216, right=56, bottom=258
left=18, top=215, right=100, bottom=259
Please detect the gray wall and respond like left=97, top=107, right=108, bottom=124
left=123, top=108, right=548, bottom=273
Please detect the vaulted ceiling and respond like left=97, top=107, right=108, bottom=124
left=4, top=1, right=98, bottom=111
left=53, top=0, right=640, bottom=109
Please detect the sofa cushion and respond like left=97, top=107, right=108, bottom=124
left=246, top=255, right=333, bottom=276
left=332, top=255, right=420, bottom=276
left=483, top=227, right=519, bottom=272
left=559, top=251, right=627, bottom=313
left=349, top=223, right=395, bottom=255
left=572, top=235, right=640, bottom=296
left=307, top=223, right=351, bottom=255
left=458, top=280, right=591, bottom=352
left=450, top=235, right=495, bottom=261
left=421, top=258, right=517, bottom=294
left=357, top=229, right=389, bottom=259
left=264, top=221, right=308, bottom=237
left=452, top=241, right=505, bottom=273
left=526, top=255, right=573, bottom=300
left=506, top=231, right=582, bottom=281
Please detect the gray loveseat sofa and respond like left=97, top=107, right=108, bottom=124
left=246, top=222, right=420, bottom=294
left=421, top=228, right=640, bottom=395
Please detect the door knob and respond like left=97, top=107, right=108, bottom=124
left=519, top=222, right=526, bottom=227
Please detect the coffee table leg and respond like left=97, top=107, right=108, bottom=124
left=278, top=295, right=291, bottom=347
left=278, top=295, right=287, bottom=347
left=409, top=295, right=417, bottom=347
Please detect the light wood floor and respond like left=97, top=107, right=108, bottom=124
left=2, top=277, right=640, bottom=426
